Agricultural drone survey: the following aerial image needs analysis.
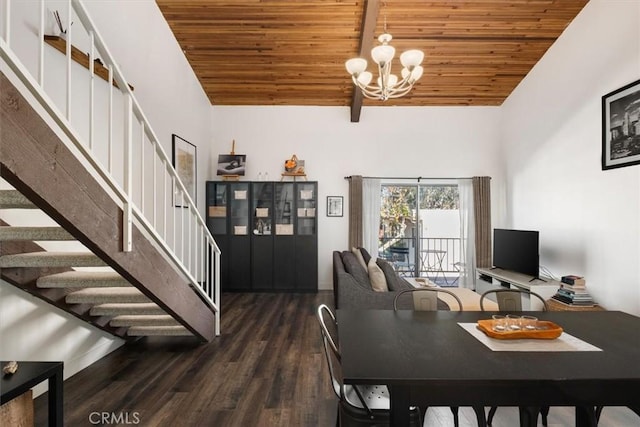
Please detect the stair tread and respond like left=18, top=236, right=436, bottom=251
left=0, top=226, right=74, bottom=241
left=110, top=315, right=180, bottom=327
left=127, top=326, right=193, bottom=336
left=68, top=287, right=144, bottom=296
left=90, top=303, right=165, bottom=316
left=37, top=271, right=130, bottom=288
left=67, top=287, right=150, bottom=304
left=0, top=251, right=107, bottom=268
left=0, top=190, right=36, bottom=209
left=112, top=315, right=175, bottom=321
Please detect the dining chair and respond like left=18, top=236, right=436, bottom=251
left=594, top=402, right=640, bottom=425
left=393, top=287, right=463, bottom=311
left=479, top=288, right=548, bottom=312
left=316, top=304, right=422, bottom=426
left=479, top=288, right=550, bottom=427
left=392, top=289, right=487, bottom=427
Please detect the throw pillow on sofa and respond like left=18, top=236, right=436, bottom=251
left=342, top=251, right=371, bottom=287
left=351, top=247, right=368, bottom=271
left=376, top=258, right=406, bottom=291
left=358, top=247, right=372, bottom=265
left=368, top=258, right=389, bottom=292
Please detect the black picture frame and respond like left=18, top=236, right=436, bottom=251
left=327, top=196, right=343, bottom=217
left=602, top=78, right=640, bottom=170
left=171, top=134, right=197, bottom=207
left=216, top=154, right=247, bottom=176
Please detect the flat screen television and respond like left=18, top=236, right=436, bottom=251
left=492, top=228, right=539, bottom=278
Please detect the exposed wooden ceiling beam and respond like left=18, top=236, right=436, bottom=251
left=350, top=0, right=380, bottom=123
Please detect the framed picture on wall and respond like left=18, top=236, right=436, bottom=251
left=327, top=196, right=343, bottom=217
left=172, top=134, right=197, bottom=207
left=602, top=78, right=640, bottom=170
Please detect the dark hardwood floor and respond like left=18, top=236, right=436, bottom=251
left=35, top=292, right=336, bottom=426
left=34, top=291, right=638, bottom=426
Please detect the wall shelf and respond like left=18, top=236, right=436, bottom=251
left=44, top=35, right=134, bottom=91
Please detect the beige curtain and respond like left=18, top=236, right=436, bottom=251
left=348, top=175, right=363, bottom=248
left=473, top=176, right=492, bottom=268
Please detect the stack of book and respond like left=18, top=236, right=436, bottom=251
left=552, top=275, right=595, bottom=306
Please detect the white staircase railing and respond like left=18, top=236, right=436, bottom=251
left=0, top=0, right=220, bottom=335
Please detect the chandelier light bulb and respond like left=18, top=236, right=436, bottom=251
left=400, top=49, right=424, bottom=68
left=357, top=71, right=373, bottom=86
left=345, top=58, right=368, bottom=75
left=410, top=65, right=424, bottom=82
left=371, top=44, right=395, bottom=65
left=403, top=65, right=424, bottom=82
left=345, top=31, right=424, bottom=101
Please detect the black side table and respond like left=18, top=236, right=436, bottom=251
left=1, top=361, right=63, bottom=426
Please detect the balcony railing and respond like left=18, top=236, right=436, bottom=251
left=379, top=237, right=462, bottom=285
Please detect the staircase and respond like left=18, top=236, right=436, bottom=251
left=1, top=0, right=220, bottom=342
left=0, top=189, right=191, bottom=338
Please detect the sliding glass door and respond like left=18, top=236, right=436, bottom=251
left=379, top=186, right=418, bottom=275
left=379, top=183, right=461, bottom=285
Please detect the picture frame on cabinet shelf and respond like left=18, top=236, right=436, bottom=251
left=172, top=134, right=197, bottom=207
left=217, top=154, right=247, bottom=176
left=602, top=78, right=640, bottom=170
left=327, top=196, right=343, bottom=217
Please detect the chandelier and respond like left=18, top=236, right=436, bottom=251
left=345, top=31, right=424, bottom=101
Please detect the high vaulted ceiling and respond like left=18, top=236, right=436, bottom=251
left=156, top=0, right=588, bottom=110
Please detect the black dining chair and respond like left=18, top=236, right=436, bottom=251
left=316, top=304, right=422, bottom=426
left=393, top=289, right=487, bottom=427
left=594, top=402, right=640, bottom=425
left=480, top=288, right=550, bottom=427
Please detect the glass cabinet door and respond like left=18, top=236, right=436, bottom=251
left=296, top=182, right=316, bottom=235
left=274, top=182, right=294, bottom=235
left=252, top=182, right=273, bottom=236
left=230, top=182, right=249, bottom=236
left=207, top=182, right=227, bottom=235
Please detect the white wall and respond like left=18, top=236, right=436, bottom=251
left=84, top=0, right=213, bottom=212
left=0, top=284, right=123, bottom=395
left=1, top=0, right=213, bottom=387
left=501, top=0, right=640, bottom=314
left=211, top=106, right=503, bottom=289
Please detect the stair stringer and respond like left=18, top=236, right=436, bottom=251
left=0, top=72, right=214, bottom=341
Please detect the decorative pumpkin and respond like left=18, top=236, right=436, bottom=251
left=284, top=155, right=298, bottom=172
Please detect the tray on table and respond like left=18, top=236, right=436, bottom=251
left=476, top=319, right=563, bottom=340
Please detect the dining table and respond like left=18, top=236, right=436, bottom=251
left=336, top=309, right=640, bottom=427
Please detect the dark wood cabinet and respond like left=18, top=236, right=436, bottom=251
left=251, top=181, right=274, bottom=290
left=206, top=180, right=317, bottom=292
left=206, top=181, right=251, bottom=290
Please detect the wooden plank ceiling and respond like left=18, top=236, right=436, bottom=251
left=156, top=0, right=588, bottom=107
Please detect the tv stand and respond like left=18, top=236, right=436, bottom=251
left=476, top=267, right=559, bottom=310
